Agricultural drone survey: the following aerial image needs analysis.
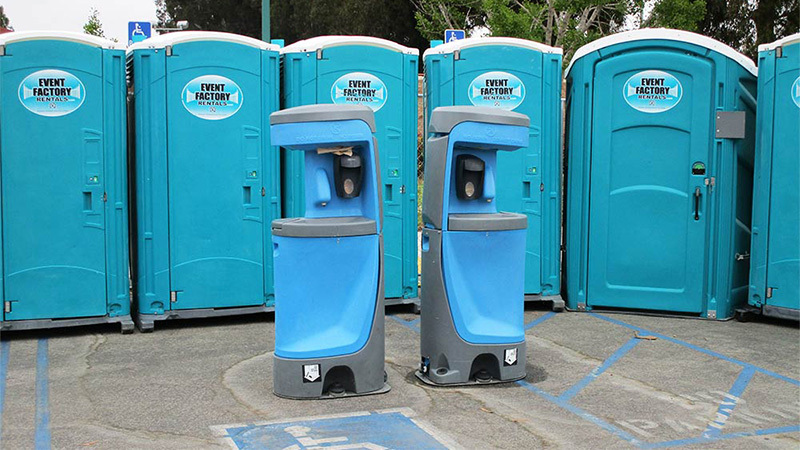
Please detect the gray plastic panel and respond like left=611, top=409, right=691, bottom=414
left=271, top=217, right=377, bottom=237
left=421, top=136, right=448, bottom=229
left=270, top=104, right=376, bottom=132
left=429, top=106, right=530, bottom=134
left=448, top=212, right=527, bottom=231
left=715, top=111, right=746, bottom=139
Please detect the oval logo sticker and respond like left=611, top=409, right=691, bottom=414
left=182, top=75, right=243, bottom=120
left=624, top=70, right=683, bottom=113
left=331, top=72, right=387, bottom=111
left=792, top=76, right=800, bottom=108
left=19, top=69, right=86, bottom=117
left=468, top=71, right=525, bottom=110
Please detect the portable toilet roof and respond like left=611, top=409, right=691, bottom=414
left=281, top=35, right=419, bottom=55
left=566, top=28, right=757, bottom=77
left=0, top=30, right=122, bottom=49
left=423, top=36, right=562, bottom=58
left=758, top=32, right=800, bottom=51
left=127, top=30, right=279, bottom=52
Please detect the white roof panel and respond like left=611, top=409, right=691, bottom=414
left=423, top=37, right=562, bottom=58
left=0, top=31, right=123, bottom=50
left=759, top=33, right=800, bottom=52
left=128, top=31, right=277, bottom=52
left=566, top=28, right=757, bottom=77
left=281, top=36, right=418, bottom=55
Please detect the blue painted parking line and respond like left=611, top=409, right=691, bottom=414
left=388, top=314, right=420, bottom=332
left=559, top=337, right=640, bottom=402
left=525, top=312, right=555, bottom=330
left=516, top=379, right=644, bottom=447
left=590, top=313, right=800, bottom=386
left=642, top=424, right=800, bottom=448
left=0, top=340, right=10, bottom=438
left=34, top=339, right=50, bottom=450
left=215, top=409, right=451, bottom=450
left=703, top=365, right=756, bottom=437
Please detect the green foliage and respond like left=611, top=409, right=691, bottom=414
left=410, top=0, right=487, bottom=40
left=83, top=8, right=105, bottom=38
left=0, top=6, right=11, bottom=29
left=645, top=0, right=706, bottom=31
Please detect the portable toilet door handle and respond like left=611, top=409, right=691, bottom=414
left=694, top=187, right=702, bottom=221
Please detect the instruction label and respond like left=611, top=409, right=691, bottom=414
left=331, top=72, right=387, bottom=111
left=792, top=75, right=800, bottom=108
left=624, top=70, right=682, bottom=113
left=19, top=69, right=86, bottom=117
left=182, top=75, right=242, bottom=120
left=468, top=71, right=525, bottom=110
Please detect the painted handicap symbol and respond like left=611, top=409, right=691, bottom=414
left=281, top=426, right=387, bottom=450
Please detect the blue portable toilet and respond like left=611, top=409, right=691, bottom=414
left=418, top=106, right=530, bottom=385
left=746, top=33, right=800, bottom=321
left=0, top=32, right=132, bottom=332
left=270, top=104, right=389, bottom=399
left=128, top=32, right=280, bottom=331
left=564, top=29, right=758, bottom=320
left=424, top=38, right=563, bottom=308
left=280, top=36, right=419, bottom=305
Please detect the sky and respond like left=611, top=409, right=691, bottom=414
left=3, top=0, right=157, bottom=44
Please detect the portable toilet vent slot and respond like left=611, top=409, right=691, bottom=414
left=270, top=104, right=389, bottom=399
left=0, top=32, right=132, bottom=333
left=281, top=36, right=419, bottom=304
left=424, top=37, right=564, bottom=306
left=418, top=106, right=530, bottom=386
left=745, top=33, right=800, bottom=321
left=564, top=29, right=758, bottom=320
left=128, top=32, right=281, bottom=331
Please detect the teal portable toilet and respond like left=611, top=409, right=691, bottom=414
left=746, top=33, right=800, bottom=321
left=564, top=29, right=758, bottom=320
left=0, top=32, right=132, bottom=332
left=424, top=38, right=563, bottom=308
left=128, top=32, right=280, bottom=331
left=280, top=36, right=419, bottom=305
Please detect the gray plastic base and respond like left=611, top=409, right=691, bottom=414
left=524, top=294, right=565, bottom=312
left=763, top=304, right=800, bottom=321
left=136, top=305, right=270, bottom=332
left=273, top=241, right=389, bottom=399
left=385, top=296, right=419, bottom=307
left=1, top=315, right=134, bottom=334
left=419, top=229, right=526, bottom=386
left=415, top=370, right=525, bottom=387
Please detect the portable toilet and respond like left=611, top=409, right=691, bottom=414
left=424, top=38, right=563, bottom=308
left=418, top=106, right=530, bottom=385
left=280, top=36, right=419, bottom=305
left=0, top=32, right=132, bottom=332
left=270, top=104, right=389, bottom=399
left=564, top=29, right=758, bottom=320
left=128, top=32, right=280, bottom=331
left=746, top=33, right=800, bottom=321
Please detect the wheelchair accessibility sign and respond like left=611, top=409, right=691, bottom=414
left=213, top=409, right=454, bottom=450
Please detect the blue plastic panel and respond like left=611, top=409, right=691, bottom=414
left=273, top=234, right=379, bottom=358
left=0, top=39, right=129, bottom=322
left=749, top=41, right=800, bottom=312
left=441, top=229, right=526, bottom=344
left=425, top=43, right=562, bottom=295
left=281, top=43, right=418, bottom=300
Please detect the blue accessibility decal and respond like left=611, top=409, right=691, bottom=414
left=182, top=75, right=243, bottom=120
left=792, top=76, right=800, bottom=108
left=624, top=70, right=682, bottom=113
left=18, top=69, right=85, bottom=117
left=468, top=71, right=525, bottom=110
left=331, top=72, right=387, bottom=111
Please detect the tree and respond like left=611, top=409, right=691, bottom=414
left=83, top=8, right=106, bottom=38
left=410, top=0, right=488, bottom=40
left=645, top=0, right=706, bottom=31
left=0, top=6, right=11, bottom=29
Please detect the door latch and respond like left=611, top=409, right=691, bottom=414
left=170, top=291, right=178, bottom=303
left=766, top=287, right=774, bottom=299
left=261, top=187, right=266, bottom=197
left=399, top=185, right=406, bottom=194
left=693, top=188, right=702, bottom=220
left=4, top=301, right=11, bottom=313
left=102, top=192, right=108, bottom=202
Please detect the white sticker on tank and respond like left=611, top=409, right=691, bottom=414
left=792, top=76, right=800, bottom=108
left=18, top=69, right=86, bottom=117
left=623, top=70, right=682, bottom=113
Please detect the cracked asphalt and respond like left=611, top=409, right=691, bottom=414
left=0, top=307, right=798, bottom=449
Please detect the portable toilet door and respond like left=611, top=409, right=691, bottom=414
left=747, top=34, right=800, bottom=321
left=281, top=36, right=419, bottom=303
left=424, top=37, right=563, bottom=301
left=128, top=32, right=280, bottom=331
left=564, top=29, right=758, bottom=319
left=0, top=32, right=132, bottom=332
